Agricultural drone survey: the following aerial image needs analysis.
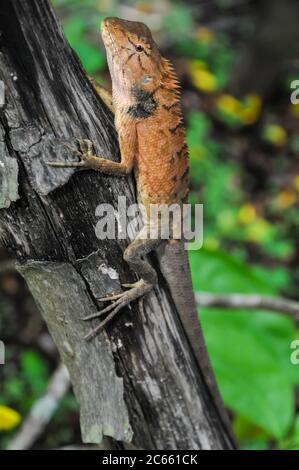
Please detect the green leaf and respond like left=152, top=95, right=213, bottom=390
left=233, top=414, right=270, bottom=441
left=63, top=16, right=106, bottom=73
left=187, top=112, right=241, bottom=218
left=163, top=6, right=194, bottom=40
left=64, top=15, right=85, bottom=44
left=20, top=350, right=49, bottom=399
left=241, top=439, right=270, bottom=450
left=281, top=415, right=299, bottom=449
left=3, top=378, right=25, bottom=402
left=74, top=41, right=105, bottom=73
left=190, top=248, right=298, bottom=439
left=190, top=247, right=275, bottom=294
left=202, top=308, right=294, bottom=438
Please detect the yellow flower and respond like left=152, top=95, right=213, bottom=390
left=0, top=405, right=21, bottom=431
left=239, top=94, right=262, bottom=124
left=189, top=61, right=217, bottom=92
left=245, top=218, right=271, bottom=243
left=238, top=204, right=257, bottom=225
left=195, top=27, right=215, bottom=44
left=290, top=103, right=299, bottom=118
left=216, top=93, right=261, bottom=125
left=293, top=174, right=299, bottom=191
left=275, top=189, right=296, bottom=209
left=190, top=59, right=208, bottom=70
left=263, top=124, right=287, bottom=146
left=216, top=94, right=241, bottom=116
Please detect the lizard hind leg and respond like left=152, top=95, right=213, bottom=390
left=84, top=226, right=160, bottom=340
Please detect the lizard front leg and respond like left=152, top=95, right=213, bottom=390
left=83, top=223, right=160, bottom=340
left=46, top=120, right=136, bottom=176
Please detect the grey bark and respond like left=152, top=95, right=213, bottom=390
left=0, top=0, right=235, bottom=450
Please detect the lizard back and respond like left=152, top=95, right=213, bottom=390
left=135, top=58, right=189, bottom=208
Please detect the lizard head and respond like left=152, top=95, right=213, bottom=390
left=101, top=17, right=164, bottom=104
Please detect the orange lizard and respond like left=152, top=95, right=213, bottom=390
left=48, top=17, right=189, bottom=333
left=47, top=18, right=235, bottom=443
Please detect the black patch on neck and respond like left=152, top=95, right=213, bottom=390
left=127, top=86, right=157, bottom=118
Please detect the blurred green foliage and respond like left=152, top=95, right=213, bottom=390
left=187, top=111, right=296, bottom=261
left=0, top=348, right=78, bottom=448
left=1, top=350, right=49, bottom=412
left=190, top=248, right=298, bottom=445
left=63, top=15, right=105, bottom=73
left=2, top=0, right=299, bottom=451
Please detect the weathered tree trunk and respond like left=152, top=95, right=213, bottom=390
left=0, top=0, right=235, bottom=450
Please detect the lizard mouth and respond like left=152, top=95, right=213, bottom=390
left=101, top=19, right=116, bottom=53
left=101, top=18, right=130, bottom=81
left=101, top=18, right=130, bottom=58
left=101, top=20, right=121, bottom=78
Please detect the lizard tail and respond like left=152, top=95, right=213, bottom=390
left=156, top=240, right=237, bottom=448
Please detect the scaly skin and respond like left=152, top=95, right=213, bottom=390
left=100, top=17, right=189, bottom=209
left=47, top=17, right=190, bottom=335
left=128, top=56, right=189, bottom=208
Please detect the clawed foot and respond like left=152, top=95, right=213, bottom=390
left=83, top=279, right=151, bottom=341
left=46, top=139, right=96, bottom=168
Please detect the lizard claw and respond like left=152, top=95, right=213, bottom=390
left=46, top=160, right=86, bottom=168
left=83, top=279, right=151, bottom=341
left=46, top=139, right=95, bottom=168
left=78, top=139, right=93, bottom=154
left=122, top=282, right=140, bottom=288
left=97, top=291, right=125, bottom=302
left=63, top=143, right=81, bottom=154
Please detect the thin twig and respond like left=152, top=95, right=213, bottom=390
left=6, top=363, right=70, bottom=450
left=195, top=292, right=299, bottom=322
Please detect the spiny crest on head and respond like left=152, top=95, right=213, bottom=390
left=161, top=58, right=181, bottom=96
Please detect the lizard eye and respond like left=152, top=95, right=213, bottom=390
left=141, top=75, right=153, bottom=84
left=136, top=44, right=144, bottom=52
